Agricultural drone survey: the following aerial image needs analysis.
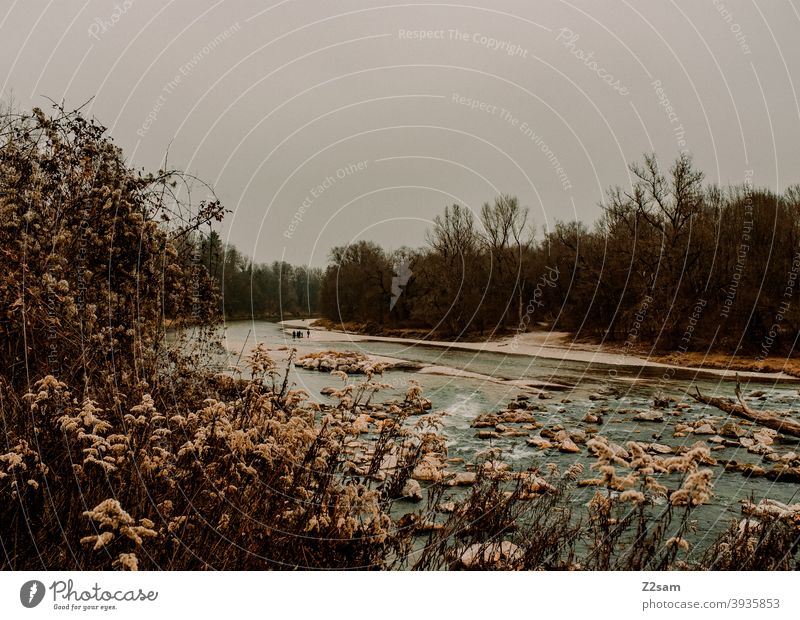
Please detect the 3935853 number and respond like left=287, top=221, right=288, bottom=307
left=730, top=598, right=780, bottom=609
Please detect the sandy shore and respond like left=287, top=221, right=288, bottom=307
left=280, top=319, right=799, bottom=382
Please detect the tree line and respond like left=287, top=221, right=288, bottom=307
left=184, top=231, right=323, bottom=319
left=310, top=154, right=800, bottom=356
left=186, top=152, right=800, bottom=356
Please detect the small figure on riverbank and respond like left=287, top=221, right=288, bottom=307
left=291, top=330, right=296, bottom=340
left=307, top=329, right=311, bottom=338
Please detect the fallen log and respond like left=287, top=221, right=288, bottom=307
left=688, top=376, right=800, bottom=439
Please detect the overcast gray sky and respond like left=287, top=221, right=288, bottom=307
left=2, top=0, right=799, bottom=266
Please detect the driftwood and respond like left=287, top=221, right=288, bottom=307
left=688, top=375, right=800, bottom=439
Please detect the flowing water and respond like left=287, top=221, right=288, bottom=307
left=210, top=320, right=800, bottom=550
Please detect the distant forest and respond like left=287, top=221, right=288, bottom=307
left=196, top=153, right=800, bottom=356
left=188, top=231, right=323, bottom=319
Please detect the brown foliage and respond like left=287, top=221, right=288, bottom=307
left=0, top=104, right=223, bottom=393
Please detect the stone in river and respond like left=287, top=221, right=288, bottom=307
left=719, top=422, right=746, bottom=438
left=765, top=465, right=800, bottom=483
left=653, top=393, right=672, bottom=408
left=412, top=456, right=443, bottom=482
left=453, top=542, right=521, bottom=570
left=723, top=460, right=744, bottom=472
left=415, top=520, right=443, bottom=532
left=448, top=471, right=477, bottom=486
left=569, top=429, right=587, bottom=444
left=693, top=423, right=716, bottom=435
left=352, top=414, right=371, bottom=434
left=519, top=474, right=556, bottom=497
left=752, top=430, right=775, bottom=446
left=471, top=413, right=499, bottom=428
left=401, top=479, right=423, bottom=502
left=500, top=411, right=537, bottom=424
left=558, top=438, right=580, bottom=453
left=502, top=430, right=529, bottom=438
left=608, top=442, right=630, bottom=459
left=553, top=430, right=570, bottom=442
left=635, top=410, right=665, bottom=422
left=476, top=430, right=500, bottom=440
left=743, top=463, right=767, bottom=477
left=527, top=436, right=554, bottom=450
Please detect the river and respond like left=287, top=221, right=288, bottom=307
left=210, top=319, right=800, bottom=553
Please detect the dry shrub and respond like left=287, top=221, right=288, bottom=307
left=0, top=103, right=223, bottom=394
left=1, top=345, right=437, bottom=569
